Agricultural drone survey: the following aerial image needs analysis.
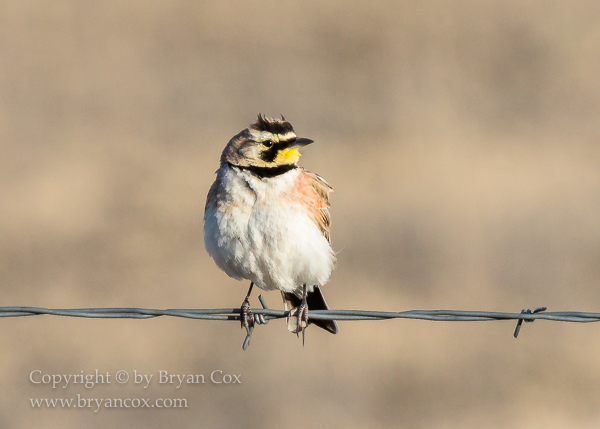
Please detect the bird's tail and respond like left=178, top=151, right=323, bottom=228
left=282, top=286, right=339, bottom=334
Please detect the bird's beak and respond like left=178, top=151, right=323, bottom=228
left=288, top=137, right=314, bottom=149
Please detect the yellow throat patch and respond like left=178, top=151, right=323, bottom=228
left=274, top=147, right=300, bottom=165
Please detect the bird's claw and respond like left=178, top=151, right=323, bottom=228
left=289, top=300, right=309, bottom=346
left=241, top=298, right=255, bottom=335
left=241, top=293, right=271, bottom=350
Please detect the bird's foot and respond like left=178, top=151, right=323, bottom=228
left=288, top=293, right=309, bottom=345
left=240, top=294, right=270, bottom=350
left=240, top=297, right=255, bottom=350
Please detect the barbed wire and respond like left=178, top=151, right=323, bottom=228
left=2, top=298, right=600, bottom=349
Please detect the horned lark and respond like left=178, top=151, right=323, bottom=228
left=204, top=114, right=338, bottom=346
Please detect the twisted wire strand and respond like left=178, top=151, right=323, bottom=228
left=4, top=301, right=598, bottom=349
left=1, top=306, right=599, bottom=323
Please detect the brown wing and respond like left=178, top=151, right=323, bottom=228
left=293, top=169, right=333, bottom=243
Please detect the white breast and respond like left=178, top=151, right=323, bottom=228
left=204, top=166, right=335, bottom=296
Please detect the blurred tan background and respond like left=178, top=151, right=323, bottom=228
left=1, top=1, right=600, bottom=428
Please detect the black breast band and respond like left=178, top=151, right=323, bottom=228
left=228, top=162, right=297, bottom=179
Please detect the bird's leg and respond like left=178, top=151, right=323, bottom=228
left=241, top=282, right=255, bottom=336
left=296, top=284, right=309, bottom=345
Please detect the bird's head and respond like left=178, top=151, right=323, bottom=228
left=221, top=114, right=313, bottom=170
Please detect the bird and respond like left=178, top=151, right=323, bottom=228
left=203, top=114, right=338, bottom=347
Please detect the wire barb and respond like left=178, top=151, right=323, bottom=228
left=513, top=306, right=547, bottom=338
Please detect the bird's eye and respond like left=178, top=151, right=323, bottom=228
left=263, top=140, right=274, bottom=148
